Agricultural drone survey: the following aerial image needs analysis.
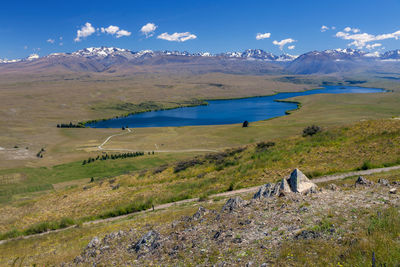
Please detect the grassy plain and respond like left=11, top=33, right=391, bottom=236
left=0, top=118, right=399, bottom=235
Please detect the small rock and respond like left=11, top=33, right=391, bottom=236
left=192, top=206, right=208, bottom=220
left=299, top=206, right=309, bottom=212
left=294, top=230, right=320, bottom=240
left=86, top=236, right=100, bottom=249
left=213, top=230, right=222, bottom=239
left=222, top=196, right=245, bottom=212
left=378, top=179, right=390, bottom=186
left=128, top=230, right=160, bottom=254
left=355, top=176, right=373, bottom=186
left=389, top=188, right=397, bottom=194
left=327, top=184, right=339, bottom=191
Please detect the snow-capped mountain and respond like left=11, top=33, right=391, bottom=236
left=0, top=54, right=39, bottom=64
left=216, top=49, right=297, bottom=61
left=1, top=47, right=399, bottom=74
left=381, top=49, right=400, bottom=60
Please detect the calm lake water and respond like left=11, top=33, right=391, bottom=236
left=87, top=86, right=385, bottom=128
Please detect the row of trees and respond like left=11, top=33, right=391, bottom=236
left=57, top=122, right=85, bottom=128
left=82, top=151, right=154, bottom=165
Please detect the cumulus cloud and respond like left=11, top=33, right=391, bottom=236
left=273, top=38, right=296, bottom=50
left=335, top=28, right=400, bottom=49
left=321, top=25, right=329, bottom=32
left=366, top=43, right=382, bottom=50
left=344, top=27, right=360, bottom=33
left=157, top=32, right=197, bottom=42
left=140, top=23, right=157, bottom=37
left=288, top=45, right=295, bottom=50
left=74, top=22, right=96, bottom=42
left=256, top=32, right=271, bottom=40
left=321, top=25, right=336, bottom=32
left=101, top=25, right=131, bottom=38
left=47, top=38, right=55, bottom=44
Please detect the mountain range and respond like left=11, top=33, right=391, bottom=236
left=0, top=47, right=399, bottom=75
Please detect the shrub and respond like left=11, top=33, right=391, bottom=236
left=228, top=182, right=235, bottom=191
left=302, top=125, right=322, bottom=137
left=174, top=158, right=204, bottom=173
left=358, top=160, right=374, bottom=170
left=256, top=141, right=275, bottom=151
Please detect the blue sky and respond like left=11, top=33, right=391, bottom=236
left=1, top=0, right=400, bottom=59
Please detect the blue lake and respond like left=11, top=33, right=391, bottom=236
left=87, top=86, right=385, bottom=128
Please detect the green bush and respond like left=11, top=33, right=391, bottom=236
left=302, top=125, right=322, bottom=137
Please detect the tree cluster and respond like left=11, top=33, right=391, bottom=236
left=36, top=148, right=45, bottom=158
left=57, top=122, right=85, bottom=128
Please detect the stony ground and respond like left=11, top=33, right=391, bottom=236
left=65, top=177, right=400, bottom=266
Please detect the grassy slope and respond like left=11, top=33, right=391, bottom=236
left=0, top=118, right=399, bottom=234
left=1, top=169, right=399, bottom=266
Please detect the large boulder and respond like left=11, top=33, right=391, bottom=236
left=288, top=169, right=316, bottom=193
left=253, top=169, right=317, bottom=199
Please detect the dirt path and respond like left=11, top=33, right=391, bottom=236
left=1, top=165, right=399, bottom=245
left=98, top=128, right=132, bottom=150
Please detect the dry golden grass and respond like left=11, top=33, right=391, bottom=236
left=1, top=119, right=398, bottom=234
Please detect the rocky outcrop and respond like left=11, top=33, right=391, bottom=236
left=222, top=196, right=245, bottom=212
left=253, top=169, right=317, bottom=200
left=128, top=230, right=160, bottom=254
left=192, top=206, right=208, bottom=220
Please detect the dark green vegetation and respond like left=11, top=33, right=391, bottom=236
left=82, top=152, right=147, bottom=165
left=302, top=125, right=322, bottom=137
left=57, top=122, right=85, bottom=128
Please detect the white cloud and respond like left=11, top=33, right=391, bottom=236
left=321, top=25, right=336, bottom=32
left=321, top=25, right=329, bottom=32
left=272, top=38, right=296, bottom=50
left=288, top=45, right=295, bottom=50
left=344, top=27, right=360, bottom=33
left=140, top=23, right=157, bottom=37
left=47, top=39, right=55, bottom=44
left=256, top=32, right=271, bottom=40
left=74, top=22, right=96, bottom=42
left=157, top=32, right=197, bottom=42
left=366, top=43, right=382, bottom=50
left=335, top=29, right=400, bottom=49
left=100, top=25, right=131, bottom=38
